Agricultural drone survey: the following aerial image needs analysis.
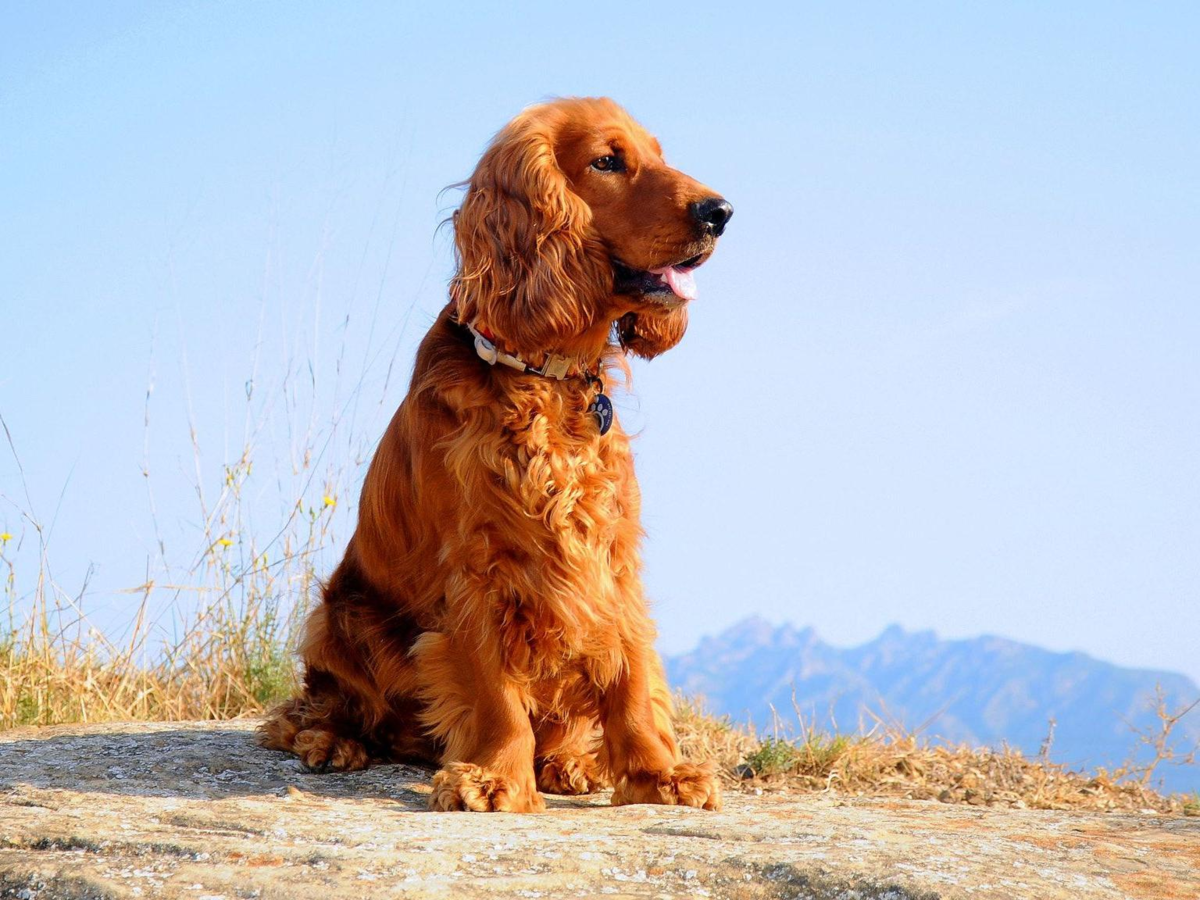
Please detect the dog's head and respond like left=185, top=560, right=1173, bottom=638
left=451, top=97, right=731, bottom=361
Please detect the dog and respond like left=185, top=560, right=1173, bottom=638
left=260, top=97, right=733, bottom=812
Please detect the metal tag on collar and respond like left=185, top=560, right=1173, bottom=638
left=588, top=391, right=614, bottom=435
left=585, top=373, right=613, bottom=435
left=533, top=354, right=572, bottom=380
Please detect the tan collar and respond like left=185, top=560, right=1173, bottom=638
left=464, top=322, right=584, bottom=381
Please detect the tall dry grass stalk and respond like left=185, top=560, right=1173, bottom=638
left=0, top=218, right=385, bottom=725
left=0, top=413, right=337, bottom=726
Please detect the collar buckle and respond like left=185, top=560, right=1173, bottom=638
left=532, top=355, right=572, bottom=380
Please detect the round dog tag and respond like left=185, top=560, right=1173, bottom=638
left=588, top=392, right=614, bottom=435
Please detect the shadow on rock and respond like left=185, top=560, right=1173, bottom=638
left=0, top=722, right=441, bottom=808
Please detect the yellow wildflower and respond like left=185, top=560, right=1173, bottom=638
left=0, top=532, right=11, bottom=543
left=323, top=495, right=337, bottom=508
left=217, top=538, right=234, bottom=548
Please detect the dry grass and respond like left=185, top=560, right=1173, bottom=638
left=0, top=463, right=321, bottom=727
left=1, top=238, right=374, bottom=726
left=673, top=696, right=1197, bottom=815
left=1, top=364, right=337, bottom=728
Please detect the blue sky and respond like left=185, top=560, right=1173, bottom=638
left=2, top=3, right=1198, bottom=685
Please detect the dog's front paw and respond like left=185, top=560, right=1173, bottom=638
left=430, top=762, right=545, bottom=812
left=611, top=761, right=722, bottom=811
left=537, top=753, right=607, bottom=795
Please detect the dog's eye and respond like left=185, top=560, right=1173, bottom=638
left=591, top=155, right=623, bottom=172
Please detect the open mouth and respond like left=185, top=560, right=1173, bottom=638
left=613, top=253, right=707, bottom=303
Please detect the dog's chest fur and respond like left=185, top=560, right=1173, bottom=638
left=472, top=379, right=638, bottom=680
left=503, top=390, right=627, bottom=540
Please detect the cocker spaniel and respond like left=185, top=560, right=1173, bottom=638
left=261, top=97, right=733, bottom=812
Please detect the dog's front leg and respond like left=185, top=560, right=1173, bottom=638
left=414, top=631, right=544, bottom=812
left=600, top=644, right=722, bottom=810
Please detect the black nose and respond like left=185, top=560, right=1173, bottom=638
left=690, top=197, right=734, bottom=237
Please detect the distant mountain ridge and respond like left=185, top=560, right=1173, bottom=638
left=664, top=617, right=1200, bottom=795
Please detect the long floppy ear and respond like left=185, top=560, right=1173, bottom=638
left=451, top=113, right=610, bottom=354
left=617, top=307, right=689, bottom=360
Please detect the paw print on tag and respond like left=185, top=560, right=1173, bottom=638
left=588, top=393, right=614, bottom=435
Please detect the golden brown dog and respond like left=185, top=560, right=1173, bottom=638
left=260, top=97, right=733, bottom=812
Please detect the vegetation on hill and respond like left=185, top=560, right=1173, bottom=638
left=675, top=696, right=1198, bottom=816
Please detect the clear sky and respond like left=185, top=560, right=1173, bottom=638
left=2, top=3, right=1198, bottom=684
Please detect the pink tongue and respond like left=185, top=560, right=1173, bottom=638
left=649, top=265, right=697, bottom=301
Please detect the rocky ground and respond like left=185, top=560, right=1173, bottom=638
left=0, top=720, right=1196, bottom=899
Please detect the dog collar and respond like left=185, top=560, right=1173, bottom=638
left=458, top=320, right=615, bottom=435
left=464, top=322, right=576, bottom=380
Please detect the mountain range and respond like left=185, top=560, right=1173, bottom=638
left=663, top=617, right=1200, bottom=795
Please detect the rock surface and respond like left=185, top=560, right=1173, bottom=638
left=1, top=721, right=1196, bottom=899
